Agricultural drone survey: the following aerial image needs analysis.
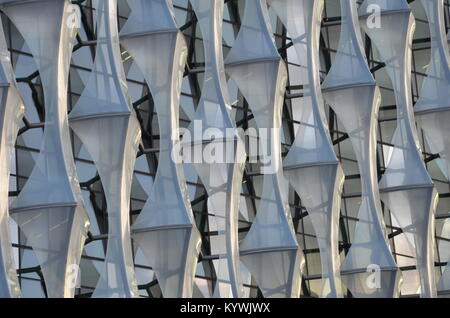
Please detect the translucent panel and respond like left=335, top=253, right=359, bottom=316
left=341, top=269, right=402, bottom=298
left=134, top=228, right=200, bottom=298
left=224, top=0, right=278, bottom=64
left=1, top=0, right=89, bottom=298
left=320, top=0, right=399, bottom=298
left=268, top=0, right=337, bottom=165
left=325, top=86, right=400, bottom=296
left=419, top=113, right=450, bottom=182
left=440, top=262, right=450, bottom=295
left=225, top=0, right=302, bottom=298
left=12, top=206, right=88, bottom=298
left=188, top=0, right=234, bottom=132
left=359, top=3, right=431, bottom=189
left=415, top=0, right=450, bottom=179
left=239, top=172, right=298, bottom=250
left=183, top=0, right=246, bottom=298
left=412, top=0, right=450, bottom=295
left=120, top=0, right=201, bottom=297
left=120, top=0, right=177, bottom=33
left=283, top=165, right=343, bottom=297
left=69, top=2, right=131, bottom=119
left=448, top=29, right=450, bottom=46
left=0, top=16, right=23, bottom=298
left=69, top=117, right=140, bottom=297
left=380, top=122, right=433, bottom=189
left=322, top=1, right=375, bottom=89
left=240, top=250, right=302, bottom=298
left=0, top=19, right=15, bottom=85
left=69, top=0, right=139, bottom=297
left=193, top=138, right=245, bottom=297
left=359, top=0, right=437, bottom=297
left=268, top=0, right=341, bottom=297
left=414, top=1, right=450, bottom=115
left=381, top=187, right=438, bottom=297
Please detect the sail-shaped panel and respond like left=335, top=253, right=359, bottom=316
left=412, top=0, right=450, bottom=297
left=180, top=0, right=246, bottom=298
left=359, top=0, right=437, bottom=297
left=225, top=0, right=302, bottom=298
left=0, top=14, right=23, bottom=298
left=268, top=0, right=343, bottom=297
left=322, top=0, right=399, bottom=298
left=68, top=0, right=140, bottom=298
left=120, top=0, right=201, bottom=298
left=0, top=0, right=90, bottom=298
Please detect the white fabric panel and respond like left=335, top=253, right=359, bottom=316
left=323, top=0, right=399, bottom=298
left=120, top=0, right=201, bottom=298
left=1, top=0, right=90, bottom=298
left=413, top=0, right=450, bottom=296
left=0, top=14, right=23, bottom=298
left=0, top=0, right=445, bottom=300
left=69, top=0, right=139, bottom=297
left=226, top=0, right=302, bottom=298
left=268, top=0, right=343, bottom=297
left=359, top=0, right=437, bottom=297
left=185, top=0, right=246, bottom=298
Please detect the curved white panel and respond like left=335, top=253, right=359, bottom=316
left=413, top=0, right=450, bottom=296
left=360, top=0, right=437, bottom=297
left=268, top=0, right=343, bottom=297
left=322, top=0, right=399, bottom=298
left=120, top=0, right=201, bottom=298
left=69, top=0, right=139, bottom=297
left=1, top=0, right=90, bottom=298
left=414, top=0, right=450, bottom=116
left=225, top=0, right=302, bottom=298
left=184, top=0, right=246, bottom=298
left=0, top=15, right=23, bottom=298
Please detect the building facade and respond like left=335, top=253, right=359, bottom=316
left=0, top=0, right=449, bottom=298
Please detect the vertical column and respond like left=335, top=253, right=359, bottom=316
left=359, top=0, right=438, bottom=297
left=413, top=0, right=450, bottom=296
left=1, top=0, right=90, bottom=298
left=225, top=0, right=302, bottom=298
left=120, top=0, right=201, bottom=298
left=0, top=14, right=23, bottom=298
left=322, top=0, right=399, bottom=298
left=268, top=0, right=344, bottom=297
left=182, top=0, right=246, bottom=298
left=68, top=0, right=140, bottom=297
